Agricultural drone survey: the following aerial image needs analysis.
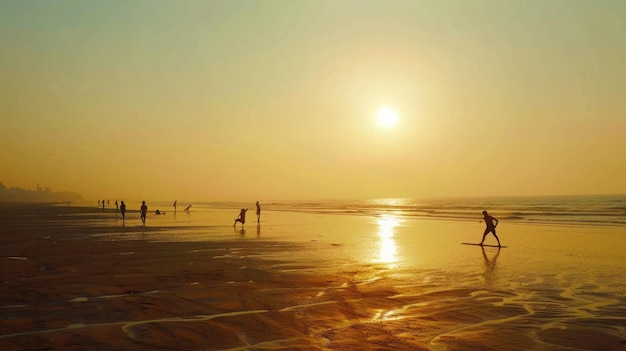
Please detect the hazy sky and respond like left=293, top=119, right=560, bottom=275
left=1, top=0, right=625, bottom=202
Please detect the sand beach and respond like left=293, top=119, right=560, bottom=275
left=1, top=202, right=626, bottom=350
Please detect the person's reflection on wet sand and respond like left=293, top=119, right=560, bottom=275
left=481, top=246, right=500, bottom=286
left=234, top=227, right=245, bottom=237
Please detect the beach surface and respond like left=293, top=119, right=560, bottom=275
left=1, top=203, right=626, bottom=350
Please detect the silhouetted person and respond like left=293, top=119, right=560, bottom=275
left=174, top=200, right=177, bottom=213
left=256, top=201, right=261, bottom=223
left=480, top=210, right=501, bottom=247
left=120, top=201, right=126, bottom=223
left=185, top=204, right=192, bottom=212
left=115, top=200, right=119, bottom=213
left=233, top=208, right=248, bottom=229
left=102, top=200, right=105, bottom=212
left=140, top=201, right=148, bottom=226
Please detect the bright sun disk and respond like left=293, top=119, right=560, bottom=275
left=376, top=107, right=399, bottom=128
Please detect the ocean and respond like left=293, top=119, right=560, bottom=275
left=140, top=194, right=626, bottom=228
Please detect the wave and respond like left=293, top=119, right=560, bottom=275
left=189, top=195, right=626, bottom=227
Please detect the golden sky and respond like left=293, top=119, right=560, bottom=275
left=1, top=1, right=625, bottom=202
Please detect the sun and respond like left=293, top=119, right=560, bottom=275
left=376, top=106, right=399, bottom=128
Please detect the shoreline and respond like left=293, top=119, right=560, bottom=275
left=2, top=203, right=625, bottom=350
left=15, top=194, right=625, bottom=228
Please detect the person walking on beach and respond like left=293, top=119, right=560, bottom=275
left=140, top=201, right=148, bottom=226
left=256, top=201, right=261, bottom=223
left=102, top=200, right=105, bottom=212
left=120, top=201, right=126, bottom=223
left=115, top=200, right=119, bottom=213
left=234, top=208, right=248, bottom=229
left=480, top=210, right=501, bottom=247
left=173, top=200, right=177, bottom=213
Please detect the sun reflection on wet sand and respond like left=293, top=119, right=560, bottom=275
left=375, top=215, right=401, bottom=265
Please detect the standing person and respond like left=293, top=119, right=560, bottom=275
left=115, top=200, right=119, bottom=213
left=480, top=210, right=501, bottom=247
left=120, top=201, right=126, bottom=223
left=140, top=201, right=148, bottom=226
left=256, top=201, right=261, bottom=223
left=173, top=200, right=177, bottom=214
left=233, top=208, right=248, bottom=229
left=102, top=200, right=105, bottom=212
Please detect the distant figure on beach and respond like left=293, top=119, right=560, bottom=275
left=102, top=200, right=105, bottom=212
left=480, top=210, right=501, bottom=247
left=233, top=208, right=248, bottom=228
left=173, top=200, right=177, bottom=213
left=140, top=201, right=148, bottom=226
left=115, top=200, right=119, bottom=213
left=120, top=201, right=126, bottom=221
left=256, top=201, right=261, bottom=223
left=156, top=209, right=164, bottom=215
left=185, top=204, right=192, bottom=212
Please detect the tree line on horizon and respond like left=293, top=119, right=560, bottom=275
left=0, top=182, right=82, bottom=202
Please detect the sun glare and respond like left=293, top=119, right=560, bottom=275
left=376, top=107, right=399, bottom=128
left=376, top=215, right=400, bottom=264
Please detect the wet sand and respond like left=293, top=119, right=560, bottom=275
left=1, top=203, right=626, bottom=350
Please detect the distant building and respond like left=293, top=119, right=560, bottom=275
left=0, top=182, right=82, bottom=202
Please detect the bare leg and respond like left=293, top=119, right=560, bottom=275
left=479, top=228, right=490, bottom=245
left=492, top=229, right=501, bottom=247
